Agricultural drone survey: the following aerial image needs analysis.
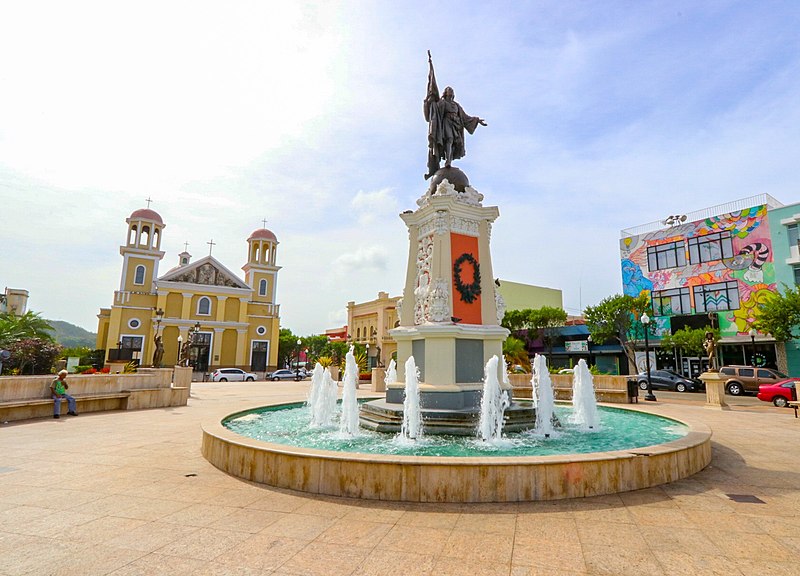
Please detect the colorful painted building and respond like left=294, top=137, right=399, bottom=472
left=766, top=201, right=800, bottom=375
left=96, top=207, right=281, bottom=373
left=620, top=194, right=785, bottom=375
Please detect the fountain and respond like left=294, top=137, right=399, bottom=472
left=400, top=357, right=423, bottom=440
left=200, top=55, right=712, bottom=502
left=308, top=363, right=337, bottom=428
left=339, top=346, right=360, bottom=436
left=478, top=356, right=509, bottom=441
left=571, top=359, right=600, bottom=430
left=532, top=354, right=555, bottom=438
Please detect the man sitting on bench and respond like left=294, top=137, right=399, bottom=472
left=50, top=370, right=78, bottom=419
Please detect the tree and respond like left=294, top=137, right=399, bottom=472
left=528, top=306, right=567, bottom=365
left=503, top=336, right=530, bottom=371
left=0, top=311, right=55, bottom=347
left=754, top=285, right=800, bottom=342
left=584, top=294, right=651, bottom=373
left=3, top=337, right=62, bottom=375
left=277, top=329, right=300, bottom=369
left=754, top=285, right=800, bottom=373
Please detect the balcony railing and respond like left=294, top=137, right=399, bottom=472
left=114, top=290, right=156, bottom=304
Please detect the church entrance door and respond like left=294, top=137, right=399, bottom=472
left=193, top=332, right=212, bottom=372
left=251, top=340, right=269, bottom=372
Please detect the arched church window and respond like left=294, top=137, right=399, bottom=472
left=141, top=226, right=150, bottom=247
left=133, top=265, right=146, bottom=285
left=253, top=245, right=259, bottom=262
left=197, top=296, right=211, bottom=316
left=128, top=225, right=138, bottom=245
left=259, top=279, right=267, bottom=296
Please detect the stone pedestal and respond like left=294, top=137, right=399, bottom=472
left=370, top=367, right=387, bottom=393
left=699, top=371, right=730, bottom=410
left=358, top=177, right=534, bottom=435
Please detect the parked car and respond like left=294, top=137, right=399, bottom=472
left=756, top=379, right=799, bottom=407
left=719, top=365, right=788, bottom=396
left=211, top=368, right=256, bottom=382
left=637, top=369, right=701, bottom=393
left=268, top=369, right=307, bottom=381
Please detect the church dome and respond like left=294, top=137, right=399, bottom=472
left=248, top=228, right=278, bottom=242
left=129, top=208, right=164, bottom=224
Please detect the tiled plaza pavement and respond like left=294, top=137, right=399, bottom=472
left=1, top=382, right=799, bottom=576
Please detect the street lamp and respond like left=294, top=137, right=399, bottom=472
left=295, top=339, right=302, bottom=380
left=641, top=313, right=656, bottom=402
left=153, top=307, right=165, bottom=335
left=366, top=343, right=370, bottom=370
left=177, top=335, right=183, bottom=365
left=748, top=328, right=757, bottom=367
left=587, top=334, right=593, bottom=367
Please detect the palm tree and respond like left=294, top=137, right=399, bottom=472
left=0, top=311, right=54, bottom=347
left=503, top=336, right=530, bottom=372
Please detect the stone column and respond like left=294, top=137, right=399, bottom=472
left=699, top=371, right=730, bottom=410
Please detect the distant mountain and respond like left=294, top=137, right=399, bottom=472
left=47, top=320, right=97, bottom=348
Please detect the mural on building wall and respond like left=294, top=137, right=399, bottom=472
left=620, top=205, right=775, bottom=338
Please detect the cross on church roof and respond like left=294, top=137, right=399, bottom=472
left=145, top=197, right=153, bottom=209
left=183, top=241, right=190, bottom=252
left=262, top=218, right=268, bottom=228
left=207, top=239, right=216, bottom=255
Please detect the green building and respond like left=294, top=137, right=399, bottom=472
left=768, top=202, right=800, bottom=375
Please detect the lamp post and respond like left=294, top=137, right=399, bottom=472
left=295, top=339, right=302, bottom=380
left=641, top=313, right=656, bottom=402
left=587, top=334, right=593, bottom=367
left=153, top=307, right=165, bottom=336
left=748, top=328, right=757, bottom=367
left=366, top=343, right=370, bottom=370
left=177, top=335, right=183, bottom=366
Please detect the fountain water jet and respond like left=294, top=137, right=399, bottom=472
left=384, top=359, right=397, bottom=388
left=478, top=355, right=509, bottom=441
left=571, top=359, right=600, bottom=430
left=532, top=354, right=555, bottom=438
left=308, top=363, right=337, bottom=428
left=400, top=356, right=423, bottom=440
left=339, top=346, right=360, bottom=435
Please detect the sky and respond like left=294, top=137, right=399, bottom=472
left=1, top=1, right=800, bottom=335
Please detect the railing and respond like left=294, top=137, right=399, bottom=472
left=248, top=302, right=280, bottom=317
left=620, top=194, right=784, bottom=238
left=114, top=291, right=157, bottom=304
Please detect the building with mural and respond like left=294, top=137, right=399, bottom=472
left=96, top=207, right=281, bottom=373
left=620, top=194, right=785, bottom=376
left=767, top=201, right=800, bottom=375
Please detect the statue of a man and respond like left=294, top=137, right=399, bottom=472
left=424, top=51, right=486, bottom=179
left=179, top=341, right=192, bottom=367
left=152, top=335, right=165, bottom=367
left=703, top=331, right=717, bottom=372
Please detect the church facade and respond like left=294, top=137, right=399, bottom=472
left=96, top=207, right=281, bottom=372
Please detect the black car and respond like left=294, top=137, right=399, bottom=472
left=637, top=369, right=701, bottom=393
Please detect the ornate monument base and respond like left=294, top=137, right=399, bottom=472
left=358, top=176, right=536, bottom=435
left=699, top=371, right=730, bottom=410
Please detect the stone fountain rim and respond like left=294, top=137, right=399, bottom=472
left=203, top=397, right=712, bottom=467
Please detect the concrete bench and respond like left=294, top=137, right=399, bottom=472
left=788, top=401, right=799, bottom=418
left=0, top=392, right=131, bottom=422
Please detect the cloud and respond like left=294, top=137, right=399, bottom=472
left=332, top=245, right=390, bottom=274
left=350, top=188, right=399, bottom=225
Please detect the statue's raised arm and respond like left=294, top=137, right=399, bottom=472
left=423, top=52, right=486, bottom=180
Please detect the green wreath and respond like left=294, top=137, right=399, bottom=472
left=453, top=253, right=481, bottom=303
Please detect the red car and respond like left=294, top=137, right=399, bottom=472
left=757, top=379, right=799, bottom=407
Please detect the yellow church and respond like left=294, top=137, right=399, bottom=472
left=96, top=207, right=281, bottom=373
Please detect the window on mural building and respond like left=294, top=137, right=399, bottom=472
left=652, top=287, right=691, bottom=316
left=693, top=281, right=740, bottom=312
left=647, top=241, right=686, bottom=271
left=788, top=223, right=799, bottom=247
left=687, top=231, right=733, bottom=264
left=794, top=267, right=800, bottom=285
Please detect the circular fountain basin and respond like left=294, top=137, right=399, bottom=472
left=202, top=400, right=712, bottom=502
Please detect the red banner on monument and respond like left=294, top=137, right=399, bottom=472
left=450, top=233, right=482, bottom=324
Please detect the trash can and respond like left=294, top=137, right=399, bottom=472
left=627, top=378, right=639, bottom=403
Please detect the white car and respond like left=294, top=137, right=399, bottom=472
left=211, top=368, right=257, bottom=382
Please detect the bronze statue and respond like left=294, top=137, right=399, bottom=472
left=179, top=341, right=192, bottom=367
left=424, top=51, right=486, bottom=179
left=703, top=331, right=717, bottom=371
left=152, top=335, right=165, bottom=367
